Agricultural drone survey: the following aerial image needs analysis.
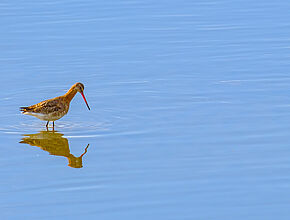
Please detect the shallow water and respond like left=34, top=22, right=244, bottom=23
left=1, top=0, right=290, bottom=219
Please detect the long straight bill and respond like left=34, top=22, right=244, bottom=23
left=80, top=92, right=90, bottom=110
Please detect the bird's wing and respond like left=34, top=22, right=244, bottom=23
left=22, top=97, right=65, bottom=114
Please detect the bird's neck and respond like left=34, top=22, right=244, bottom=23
left=64, top=87, right=77, bottom=102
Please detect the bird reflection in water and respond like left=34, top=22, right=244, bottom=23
left=20, top=130, right=90, bottom=168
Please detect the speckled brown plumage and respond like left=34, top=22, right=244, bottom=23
left=21, top=97, right=68, bottom=115
left=20, top=82, right=90, bottom=128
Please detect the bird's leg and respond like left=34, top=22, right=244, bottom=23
left=53, top=121, right=55, bottom=130
left=46, top=121, right=49, bottom=128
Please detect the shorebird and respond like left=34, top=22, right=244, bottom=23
left=20, top=82, right=90, bottom=128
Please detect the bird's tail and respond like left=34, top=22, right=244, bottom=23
left=20, top=107, right=30, bottom=112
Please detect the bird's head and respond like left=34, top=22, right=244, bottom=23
left=73, top=82, right=90, bottom=110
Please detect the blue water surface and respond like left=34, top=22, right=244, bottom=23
left=1, top=0, right=290, bottom=219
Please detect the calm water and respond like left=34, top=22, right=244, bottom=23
left=1, top=0, right=290, bottom=219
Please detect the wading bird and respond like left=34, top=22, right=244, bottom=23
left=20, top=82, right=90, bottom=129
